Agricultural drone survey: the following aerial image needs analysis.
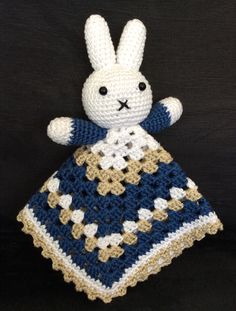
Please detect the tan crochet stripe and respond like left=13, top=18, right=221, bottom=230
left=74, top=146, right=173, bottom=195
left=98, top=246, right=124, bottom=262
left=47, top=192, right=60, bottom=208
left=17, top=207, right=223, bottom=303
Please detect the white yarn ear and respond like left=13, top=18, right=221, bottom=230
left=116, top=19, right=146, bottom=70
left=84, top=15, right=116, bottom=71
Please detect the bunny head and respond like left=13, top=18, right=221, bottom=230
left=82, top=15, right=152, bottom=129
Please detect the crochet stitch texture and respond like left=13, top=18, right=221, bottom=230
left=17, top=15, right=223, bottom=302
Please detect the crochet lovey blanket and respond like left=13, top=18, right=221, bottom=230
left=17, top=15, right=223, bottom=303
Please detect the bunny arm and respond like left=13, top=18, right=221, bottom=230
left=47, top=117, right=107, bottom=146
left=140, top=97, right=183, bottom=133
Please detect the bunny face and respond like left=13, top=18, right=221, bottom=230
left=83, top=15, right=152, bottom=129
left=82, top=65, right=152, bottom=128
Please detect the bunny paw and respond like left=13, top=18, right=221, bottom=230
left=47, top=117, right=73, bottom=145
left=160, top=97, right=183, bottom=125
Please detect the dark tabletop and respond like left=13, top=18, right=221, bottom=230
left=1, top=1, right=235, bottom=310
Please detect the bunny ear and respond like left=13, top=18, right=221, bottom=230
left=84, top=15, right=116, bottom=71
left=116, top=19, right=146, bottom=70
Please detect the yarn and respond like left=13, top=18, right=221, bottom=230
left=48, top=117, right=107, bottom=146
left=17, top=14, right=223, bottom=303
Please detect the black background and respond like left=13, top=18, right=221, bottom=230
left=1, top=1, right=236, bottom=310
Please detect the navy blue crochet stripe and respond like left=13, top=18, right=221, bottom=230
left=69, top=118, right=107, bottom=145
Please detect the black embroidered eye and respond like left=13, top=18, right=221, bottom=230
left=99, top=86, right=108, bottom=95
left=138, top=82, right=146, bottom=91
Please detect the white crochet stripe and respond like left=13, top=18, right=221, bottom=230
left=22, top=205, right=220, bottom=295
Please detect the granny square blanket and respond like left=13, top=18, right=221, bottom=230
left=17, top=126, right=222, bottom=302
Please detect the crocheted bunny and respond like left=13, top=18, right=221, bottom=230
left=47, top=15, right=182, bottom=145
left=17, top=15, right=222, bottom=303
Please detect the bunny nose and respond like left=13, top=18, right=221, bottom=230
left=117, top=99, right=130, bottom=111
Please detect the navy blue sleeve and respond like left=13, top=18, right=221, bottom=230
left=140, top=102, right=171, bottom=133
left=68, top=118, right=107, bottom=145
